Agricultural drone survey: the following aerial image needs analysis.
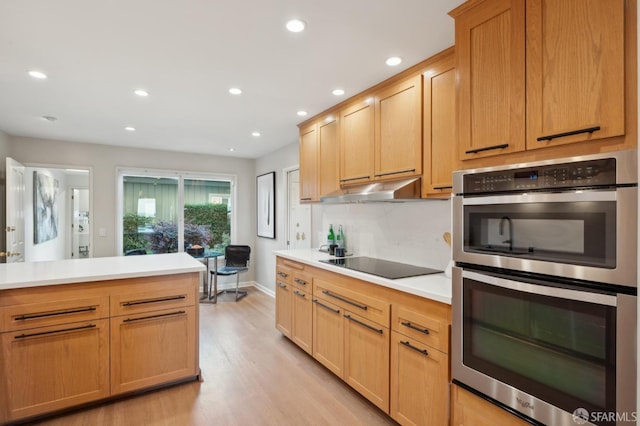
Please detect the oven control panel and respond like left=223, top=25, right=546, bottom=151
left=463, top=158, right=617, bottom=193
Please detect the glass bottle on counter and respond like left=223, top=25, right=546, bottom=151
left=327, top=224, right=335, bottom=247
left=336, top=225, right=345, bottom=249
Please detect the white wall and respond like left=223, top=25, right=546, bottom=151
left=8, top=135, right=258, bottom=280
left=255, top=141, right=299, bottom=294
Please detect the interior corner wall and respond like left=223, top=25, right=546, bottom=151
left=8, top=136, right=257, bottom=280
left=255, top=141, right=299, bottom=295
left=0, top=129, right=10, bottom=255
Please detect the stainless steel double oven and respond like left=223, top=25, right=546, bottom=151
left=452, top=150, right=637, bottom=426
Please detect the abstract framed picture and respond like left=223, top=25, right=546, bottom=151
left=34, top=171, right=60, bottom=244
left=256, top=171, right=275, bottom=239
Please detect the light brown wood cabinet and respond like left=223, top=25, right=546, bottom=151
left=299, top=123, right=319, bottom=202
left=340, top=97, right=375, bottom=185
left=422, top=48, right=456, bottom=197
left=276, top=256, right=452, bottom=421
left=451, top=384, right=531, bottom=426
left=0, top=273, right=200, bottom=424
left=318, top=115, right=340, bottom=197
left=451, top=0, right=526, bottom=161
left=275, top=258, right=313, bottom=354
left=451, top=0, right=636, bottom=166
left=374, top=75, right=422, bottom=181
left=390, top=303, right=451, bottom=425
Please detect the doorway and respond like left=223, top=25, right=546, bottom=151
left=285, top=168, right=311, bottom=250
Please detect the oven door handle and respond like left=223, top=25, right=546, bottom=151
left=462, top=270, right=618, bottom=306
left=462, top=190, right=617, bottom=206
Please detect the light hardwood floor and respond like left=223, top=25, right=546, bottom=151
left=30, top=288, right=397, bottom=426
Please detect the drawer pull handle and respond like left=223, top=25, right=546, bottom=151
left=401, top=340, right=429, bottom=356
left=374, top=168, right=416, bottom=178
left=15, top=324, right=96, bottom=339
left=313, top=299, right=340, bottom=314
left=537, top=126, right=600, bottom=142
left=465, top=143, right=509, bottom=154
left=322, top=290, right=368, bottom=311
left=344, top=314, right=383, bottom=334
left=277, top=271, right=289, bottom=278
left=432, top=185, right=453, bottom=190
left=277, top=282, right=287, bottom=289
left=123, top=310, right=186, bottom=323
left=294, top=278, right=307, bottom=286
left=122, top=295, right=186, bottom=306
left=300, top=197, right=313, bottom=201
left=14, top=306, right=97, bottom=321
left=401, top=321, right=430, bottom=335
left=340, top=175, right=370, bottom=183
left=293, top=290, right=306, bottom=298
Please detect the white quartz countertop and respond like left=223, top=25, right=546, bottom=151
left=274, top=249, right=452, bottom=305
left=0, top=253, right=206, bottom=291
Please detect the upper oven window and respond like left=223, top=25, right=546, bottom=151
left=463, top=193, right=616, bottom=268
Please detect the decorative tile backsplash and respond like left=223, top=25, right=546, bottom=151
left=312, top=199, right=452, bottom=270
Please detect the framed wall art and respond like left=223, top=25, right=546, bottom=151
left=256, top=171, right=275, bottom=239
left=34, top=171, right=60, bottom=244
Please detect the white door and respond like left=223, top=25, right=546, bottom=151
left=287, top=169, right=311, bottom=249
left=5, top=158, right=25, bottom=262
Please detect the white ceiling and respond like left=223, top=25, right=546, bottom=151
left=0, top=0, right=464, bottom=159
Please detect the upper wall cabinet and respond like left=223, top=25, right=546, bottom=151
left=340, top=98, right=375, bottom=185
left=451, top=0, right=636, bottom=165
left=374, top=75, right=423, bottom=181
left=423, top=48, right=456, bottom=197
left=526, top=0, right=625, bottom=149
left=299, top=123, right=319, bottom=202
left=451, top=0, right=526, bottom=161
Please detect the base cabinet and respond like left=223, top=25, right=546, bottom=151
left=451, top=384, right=531, bottom=426
left=0, top=273, right=200, bottom=424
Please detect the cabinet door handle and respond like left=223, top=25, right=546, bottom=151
left=537, top=126, right=600, bottom=142
left=340, top=176, right=370, bottom=183
left=465, top=143, right=509, bottom=154
left=374, top=168, right=416, bottom=178
left=293, top=290, right=306, bottom=298
left=400, top=340, right=429, bottom=356
left=344, top=314, right=383, bottom=334
left=277, top=271, right=289, bottom=278
left=300, top=197, right=313, bottom=201
left=122, top=295, right=186, bottom=306
left=432, top=185, right=453, bottom=190
left=14, top=324, right=97, bottom=339
left=123, top=310, right=186, bottom=323
left=401, top=321, right=430, bottom=335
left=313, top=299, right=340, bottom=314
left=14, top=306, right=97, bottom=321
left=294, top=278, right=307, bottom=286
left=321, top=290, right=368, bottom=311
left=277, top=282, right=287, bottom=289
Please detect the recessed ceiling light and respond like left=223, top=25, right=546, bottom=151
left=125, top=126, right=136, bottom=132
left=297, top=110, right=308, bottom=117
left=229, top=87, right=242, bottom=95
left=252, top=131, right=261, bottom=137
left=134, top=89, right=149, bottom=97
left=386, top=56, right=403, bottom=66
left=286, top=19, right=306, bottom=33
left=41, top=115, right=57, bottom=122
left=332, top=88, right=345, bottom=96
left=28, top=70, right=47, bottom=79
left=228, top=148, right=236, bottom=152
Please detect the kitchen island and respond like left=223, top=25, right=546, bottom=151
left=273, top=249, right=452, bottom=425
left=0, top=253, right=205, bottom=424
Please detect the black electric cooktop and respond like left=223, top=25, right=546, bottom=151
left=319, top=256, right=442, bottom=280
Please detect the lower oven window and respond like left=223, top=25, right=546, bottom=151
left=463, top=278, right=616, bottom=415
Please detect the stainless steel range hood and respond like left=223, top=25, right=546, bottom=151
left=320, top=177, right=421, bottom=203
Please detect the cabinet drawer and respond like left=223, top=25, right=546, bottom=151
left=392, top=305, right=449, bottom=353
left=111, top=280, right=195, bottom=316
left=1, top=296, right=109, bottom=332
left=314, top=278, right=390, bottom=327
left=290, top=270, right=312, bottom=292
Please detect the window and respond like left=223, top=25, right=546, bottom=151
left=117, top=169, right=235, bottom=255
